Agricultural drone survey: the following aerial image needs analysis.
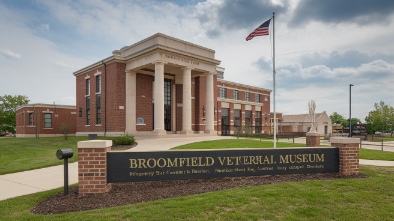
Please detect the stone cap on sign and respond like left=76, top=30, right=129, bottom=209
left=306, top=132, right=320, bottom=137
left=330, top=137, right=360, bottom=144
left=78, top=140, right=112, bottom=149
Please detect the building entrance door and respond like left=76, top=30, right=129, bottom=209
left=164, top=79, right=171, bottom=131
left=221, top=108, right=229, bottom=135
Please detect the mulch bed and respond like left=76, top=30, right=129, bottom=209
left=31, top=173, right=368, bottom=215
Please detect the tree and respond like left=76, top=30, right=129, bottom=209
left=60, top=123, right=73, bottom=140
left=348, top=118, right=362, bottom=126
left=0, top=95, right=29, bottom=133
left=365, top=101, right=394, bottom=134
left=329, top=112, right=347, bottom=127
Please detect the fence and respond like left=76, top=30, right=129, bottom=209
left=333, top=133, right=394, bottom=151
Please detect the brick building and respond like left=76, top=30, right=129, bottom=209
left=16, top=103, right=76, bottom=137
left=74, top=33, right=278, bottom=136
left=280, top=111, right=332, bottom=136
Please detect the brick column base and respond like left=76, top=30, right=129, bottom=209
left=78, top=140, right=112, bottom=197
left=306, top=132, right=320, bottom=147
left=330, top=137, right=360, bottom=176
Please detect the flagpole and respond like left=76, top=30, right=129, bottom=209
left=272, top=12, right=276, bottom=148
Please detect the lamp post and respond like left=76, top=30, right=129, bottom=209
left=349, top=84, right=354, bottom=137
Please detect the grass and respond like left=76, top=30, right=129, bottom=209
left=173, top=139, right=394, bottom=162
left=0, top=165, right=393, bottom=220
left=1, top=137, right=393, bottom=176
left=172, top=139, right=306, bottom=150
left=0, top=137, right=89, bottom=175
left=359, top=148, right=394, bottom=161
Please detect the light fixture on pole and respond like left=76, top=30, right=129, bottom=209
left=349, top=84, right=354, bottom=137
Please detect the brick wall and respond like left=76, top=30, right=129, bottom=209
left=78, top=140, right=112, bottom=196
left=136, top=74, right=154, bottom=131
left=16, top=105, right=76, bottom=137
left=306, top=133, right=320, bottom=147
left=330, top=137, right=360, bottom=176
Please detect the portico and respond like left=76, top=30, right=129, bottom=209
left=121, top=33, right=220, bottom=135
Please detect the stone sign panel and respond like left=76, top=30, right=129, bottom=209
left=107, top=148, right=339, bottom=183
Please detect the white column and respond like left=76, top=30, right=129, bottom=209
left=205, top=72, right=216, bottom=134
left=125, top=70, right=137, bottom=134
left=153, top=62, right=166, bottom=135
left=181, top=67, right=193, bottom=134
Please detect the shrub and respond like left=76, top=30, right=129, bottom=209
left=105, top=135, right=135, bottom=146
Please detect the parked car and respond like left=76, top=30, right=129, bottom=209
left=0, top=132, right=7, bottom=137
left=375, top=131, right=382, bottom=135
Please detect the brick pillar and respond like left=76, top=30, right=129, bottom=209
left=306, top=132, right=320, bottom=147
left=330, top=137, right=360, bottom=176
left=78, top=140, right=112, bottom=196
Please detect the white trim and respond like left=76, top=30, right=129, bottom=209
left=218, top=98, right=264, bottom=106
left=94, top=70, right=102, bottom=76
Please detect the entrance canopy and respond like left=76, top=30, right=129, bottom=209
left=113, top=33, right=220, bottom=76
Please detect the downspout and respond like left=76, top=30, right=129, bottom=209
left=102, top=61, right=107, bottom=136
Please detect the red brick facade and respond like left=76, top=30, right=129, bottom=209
left=15, top=104, right=76, bottom=137
left=216, top=79, right=278, bottom=135
left=78, top=140, right=112, bottom=196
left=306, top=133, right=320, bottom=147
left=330, top=137, right=360, bottom=176
left=74, top=62, right=275, bottom=136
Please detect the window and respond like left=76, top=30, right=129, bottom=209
left=255, top=94, right=260, bottom=103
left=96, top=75, right=101, bottom=93
left=29, top=113, right=34, bottom=125
left=86, top=96, right=90, bottom=125
left=245, top=110, right=251, bottom=126
left=245, top=92, right=250, bottom=101
left=86, top=79, right=90, bottom=95
left=96, top=94, right=101, bottom=124
left=255, top=111, right=261, bottom=134
left=219, top=88, right=227, bottom=98
left=234, top=109, right=241, bottom=126
left=265, top=95, right=268, bottom=101
left=234, top=90, right=238, bottom=100
left=44, top=113, right=52, bottom=128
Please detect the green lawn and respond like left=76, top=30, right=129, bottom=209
left=2, top=137, right=393, bottom=175
left=0, top=137, right=88, bottom=175
left=172, top=139, right=306, bottom=149
left=173, top=139, right=394, bottom=162
left=0, top=166, right=392, bottom=220
left=359, top=148, right=394, bottom=161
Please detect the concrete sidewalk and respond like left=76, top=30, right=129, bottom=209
left=1, top=135, right=393, bottom=201
left=0, top=134, right=235, bottom=201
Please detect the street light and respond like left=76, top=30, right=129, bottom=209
left=349, top=84, right=354, bottom=137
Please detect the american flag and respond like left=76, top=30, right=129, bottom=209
left=246, top=19, right=271, bottom=41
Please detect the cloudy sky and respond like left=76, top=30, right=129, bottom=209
left=1, top=0, right=394, bottom=121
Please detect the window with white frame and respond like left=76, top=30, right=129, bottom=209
left=220, top=87, right=227, bottom=98
left=29, top=113, right=34, bottom=125
left=96, top=94, right=101, bottom=124
left=96, top=75, right=101, bottom=93
left=44, top=113, right=52, bottom=128
left=86, top=78, right=90, bottom=95
left=255, top=94, right=260, bottom=103
left=234, top=90, right=238, bottom=100
left=86, top=96, right=90, bottom=125
left=245, top=92, right=250, bottom=101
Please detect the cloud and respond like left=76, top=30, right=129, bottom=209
left=0, top=49, right=22, bottom=59
left=291, top=0, right=394, bottom=26
left=54, top=61, right=73, bottom=69
left=38, top=23, right=50, bottom=32
left=195, top=0, right=290, bottom=38
left=276, top=58, right=394, bottom=89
